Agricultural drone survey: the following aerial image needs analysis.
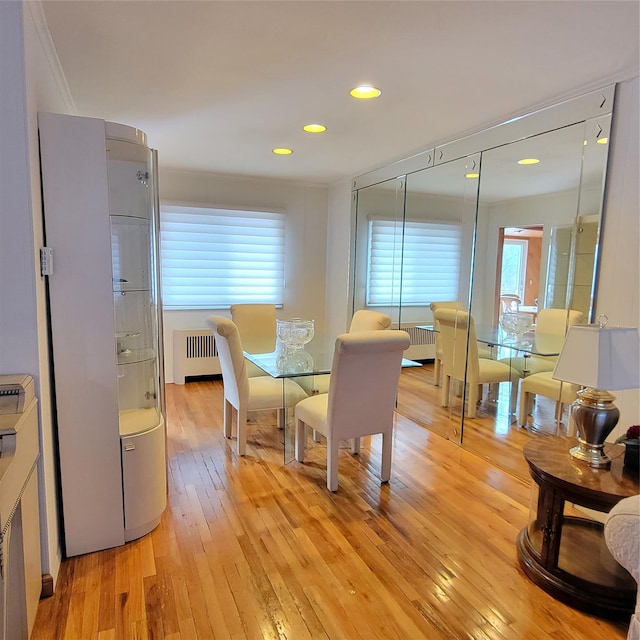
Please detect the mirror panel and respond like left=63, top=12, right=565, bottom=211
left=352, top=176, right=406, bottom=328
left=350, top=90, right=613, bottom=480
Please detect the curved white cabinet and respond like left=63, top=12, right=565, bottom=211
left=39, top=112, right=166, bottom=557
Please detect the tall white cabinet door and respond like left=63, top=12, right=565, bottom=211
left=121, top=420, right=167, bottom=542
left=39, top=113, right=125, bottom=557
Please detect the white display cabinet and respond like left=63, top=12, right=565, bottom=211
left=39, top=112, right=166, bottom=557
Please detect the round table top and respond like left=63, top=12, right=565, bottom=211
left=523, top=436, right=639, bottom=507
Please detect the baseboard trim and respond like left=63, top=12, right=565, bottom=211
left=41, top=573, right=54, bottom=599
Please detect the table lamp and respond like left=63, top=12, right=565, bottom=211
left=552, top=317, right=640, bottom=468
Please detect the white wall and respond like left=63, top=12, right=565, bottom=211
left=325, top=179, right=353, bottom=339
left=0, top=1, right=76, bottom=586
left=158, top=169, right=328, bottom=382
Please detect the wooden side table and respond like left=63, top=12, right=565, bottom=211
left=517, top=436, right=639, bottom=620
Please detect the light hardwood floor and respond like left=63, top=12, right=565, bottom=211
left=31, top=379, right=629, bottom=639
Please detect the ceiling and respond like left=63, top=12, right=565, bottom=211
left=40, top=1, right=639, bottom=185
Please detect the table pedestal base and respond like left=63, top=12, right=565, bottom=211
left=516, top=527, right=635, bottom=621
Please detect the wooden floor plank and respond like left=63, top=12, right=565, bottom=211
left=31, top=379, right=630, bottom=639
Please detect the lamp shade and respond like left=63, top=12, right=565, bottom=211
left=552, top=324, right=640, bottom=390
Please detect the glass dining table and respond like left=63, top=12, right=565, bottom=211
left=417, top=323, right=564, bottom=361
left=244, top=335, right=421, bottom=463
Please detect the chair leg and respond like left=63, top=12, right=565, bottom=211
left=351, top=437, right=361, bottom=455
left=327, top=437, right=340, bottom=492
left=441, top=374, right=451, bottom=407
left=223, top=399, right=233, bottom=438
left=467, top=383, right=478, bottom=418
left=236, top=407, right=248, bottom=456
left=380, top=431, right=392, bottom=484
left=519, top=390, right=530, bottom=427
left=434, top=357, right=441, bottom=386
left=555, top=401, right=564, bottom=423
left=295, top=418, right=306, bottom=462
left=509, top=381, right=518, bottom=415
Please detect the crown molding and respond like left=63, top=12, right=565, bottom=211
left=26, top=0, right=76, bottom=115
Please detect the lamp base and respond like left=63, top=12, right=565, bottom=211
left=569, top=442, right=611, bottom=468
left=569, top=388, right=619, bottom=469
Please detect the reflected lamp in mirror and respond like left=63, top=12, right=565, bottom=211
left=552, top=318, right=640, bottom=468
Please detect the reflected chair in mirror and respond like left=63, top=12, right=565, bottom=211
left=518, top=371, right=580, bottom=429
left=435, top=309, right=517, bottom=418
left=304, top=309, right=392, bottom=396
left=294, top=330, right=410, bottom=491
left=502, top=308, right=583, bottom=378
left=348, top=309, right=392, bottom=332
left=230, top=303, right=277, bottom=378
left=207, top=315, right=307, bottom=456
left=429, top=301, right=460, bottom=386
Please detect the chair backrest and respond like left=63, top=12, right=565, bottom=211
left=434, top=308, right=480, bottom=381
left=429, top=301, right=460, bottom=355
left=349, top=310, right=392, bottom=332
left=207, top=316, right=249, bottom=406
left=536, top=308, right=583, bottom=335
left=327, top=330, right=410, bottom=440
left=535, top=308, right=583, bottom=356
left=230, top=304, right=276, bottom=353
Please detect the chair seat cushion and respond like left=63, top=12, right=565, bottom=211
left=478, top=359, right=516, bottom=383
left=248, top=377, right=307, bottom=410
left=295, top=393, right=329, bottom=435
left=499, top=355, right=555, bottom=377
left=520, top=371, right=579, bottom=403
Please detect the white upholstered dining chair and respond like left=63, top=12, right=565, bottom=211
left=435, top=308, right=517, bottom=418
left=502, top=308, right=583, bottom=378
left=230, top=303, right=277, bottom=378
left=294, top=329, right=410, bottom=491
left=303, top=309, right=393, bottom=396
left=348, top=309, right=392, bottom=332
left=429, top=301, right=460, bottom=386
left=207, top=315, right=307, bottom=456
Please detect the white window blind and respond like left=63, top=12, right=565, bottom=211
left=367, top=218, right=461, bottom=306
left=160, top=205, right=285, bottom=309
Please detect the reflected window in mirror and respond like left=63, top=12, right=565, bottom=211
left=366, top=218, right=462, bottom=306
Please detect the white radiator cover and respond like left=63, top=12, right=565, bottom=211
left=400, top=324, right=435, bottom=361
left=173, top=329, right=221, bottom=384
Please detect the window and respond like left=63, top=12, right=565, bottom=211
left=160, top=205, right=285, bottom=309
left=500, top=238, right=528, bottom=300
left=366, top=218, right=462, bottom=306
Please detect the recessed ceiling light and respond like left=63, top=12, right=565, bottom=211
left=303, top=124, right=327, bottom=133
left=350, top=85, right=381, bottom=99
left=517, top=158, right=540, bottom=165
left=465, top=172, right=479, bottom=179
left=596, top=137, right=608, bottom=145
left=272, top=148, right=293, bottom=155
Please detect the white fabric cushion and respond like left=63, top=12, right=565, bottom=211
left=520, top=371, right=579, bottom=403
left=604, top=495, right=640, bottom=640
left=247, top=376, right=308, bottom=411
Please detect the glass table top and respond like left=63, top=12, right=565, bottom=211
left=415, top=324, right=563, bottom=357
left=244, top=337, right=421, bottom=378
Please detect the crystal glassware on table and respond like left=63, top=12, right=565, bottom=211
left=276, top=318, right=315, bottom=374
left=500, top=311, right=533, bottom=343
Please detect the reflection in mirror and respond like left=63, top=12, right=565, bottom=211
left=466, top=119, right=610, bottom=478
left=350, top=93, right=613, bottom=482
left=352, top=176, right=405, bottom=329
left=352, top=157, right=479, bottom=445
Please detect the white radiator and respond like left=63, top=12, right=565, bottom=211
left=400, top=324, right=436, bottom=361
left=173, top=329, right=221, bottom=384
